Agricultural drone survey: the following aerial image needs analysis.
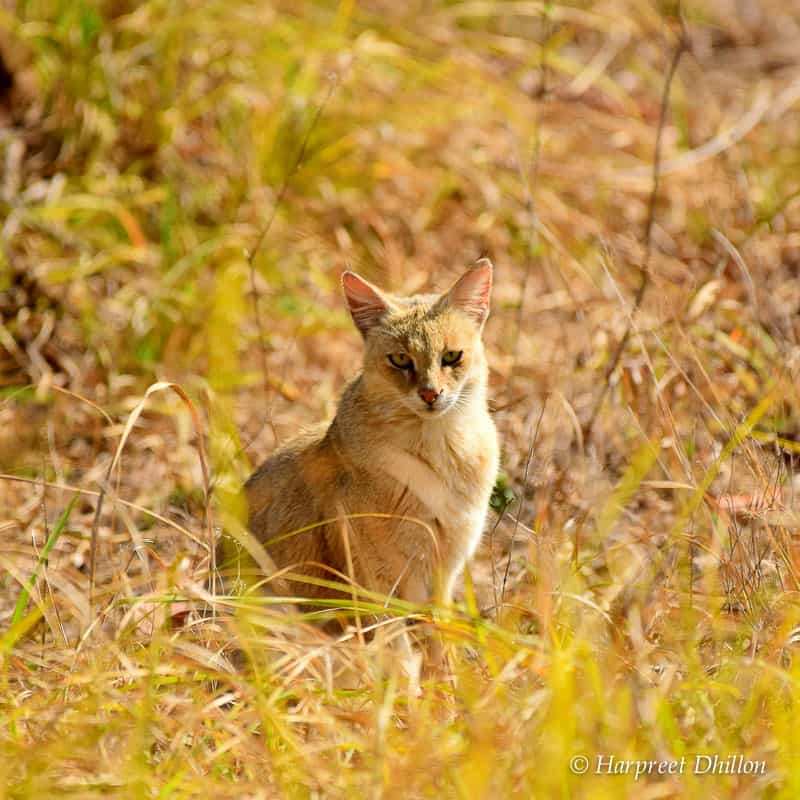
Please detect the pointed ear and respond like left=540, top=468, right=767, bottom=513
left=441, top=259, right=492, bottom=327
left=341, top=271, right=393, bottom=336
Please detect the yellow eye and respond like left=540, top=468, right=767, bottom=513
left=388, top=352, right=413, bottom=369
left=442, top=350, right=463, bottom=366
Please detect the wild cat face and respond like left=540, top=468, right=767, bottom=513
left=342, top=261, right=492, bottom=419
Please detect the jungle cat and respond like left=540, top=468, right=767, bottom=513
left=237, top=260, right=499, bottom=611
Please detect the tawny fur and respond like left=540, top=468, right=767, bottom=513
left=238, top=261, right=499, bottom=609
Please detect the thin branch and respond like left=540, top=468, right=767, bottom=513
left=500, top=398, right=547, bottom=613
left=246, top=78, right=340, bottom=447
left=502, top=9, right=554, bottom=439
left=582, top=20, right=689, bottom=441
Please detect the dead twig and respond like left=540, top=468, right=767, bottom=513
left=502, top=7, right=554, bottom=442
left=245, top=77, right=341, bottom=449
left=582, top=18, right=690, bottom=442
left=500, top=398, right=547, bottom=613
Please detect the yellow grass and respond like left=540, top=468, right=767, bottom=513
left=1, top=0, right=800, bottom=797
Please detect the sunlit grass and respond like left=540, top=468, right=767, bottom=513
left=2, top=0, right=800, bottom=797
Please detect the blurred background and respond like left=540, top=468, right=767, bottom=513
left=1, top=1, right=800, bottom=797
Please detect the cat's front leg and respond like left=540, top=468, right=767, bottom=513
left=437, top=507, right=487, bottom=607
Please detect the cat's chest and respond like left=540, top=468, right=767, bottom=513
left=376, top=419, right=496, bottom=526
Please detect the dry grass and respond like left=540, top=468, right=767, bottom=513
left=2, top=0, right=800, bottom=797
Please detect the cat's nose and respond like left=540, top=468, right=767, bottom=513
left=418, top=387, right=441, bottom=406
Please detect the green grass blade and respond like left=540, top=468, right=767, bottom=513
left=0, top=606, right=45, bottom=655
left=595, top=438, right=660, bottom=539
left=10, top=493, right=79, bottom=626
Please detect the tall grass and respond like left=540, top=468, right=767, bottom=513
left=2, top=0, right=800, bottom=797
